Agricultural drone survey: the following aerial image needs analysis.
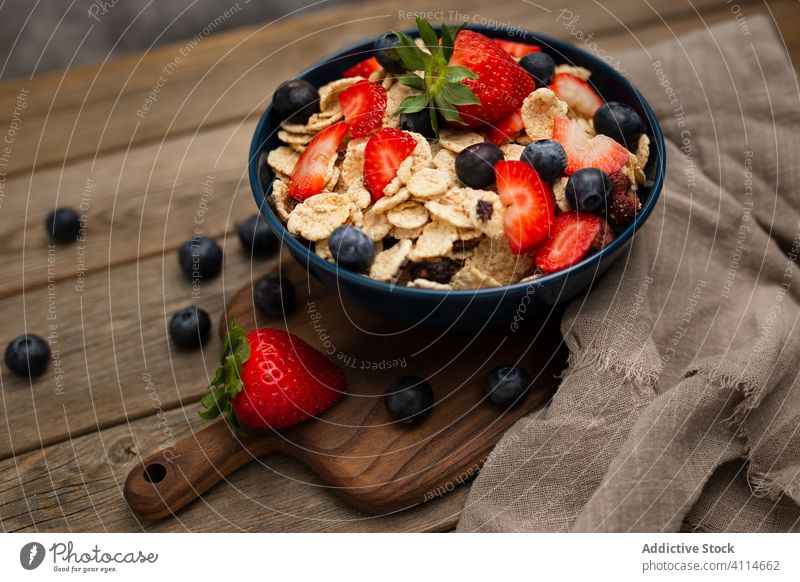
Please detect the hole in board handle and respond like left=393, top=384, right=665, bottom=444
left=143, top=463, right=167, bottom=483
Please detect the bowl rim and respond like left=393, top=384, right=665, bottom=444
left=248, top=25, right=666, bottom=298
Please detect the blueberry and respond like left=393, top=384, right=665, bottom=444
left=253, top=272, right=296, bottom=317
left=4, top=334, right=50, bottom=378
left=521, top=139, right=568, bottom=182
left=485, top=365, right=533, bottom=408
left=45, top=207, right=81, bottom=243
left=169, top=307, right=211, bottom=349
left=519, top=52, right=556, bottom=88
left=273, top=79, right=320, bottom=124
left=400, top=109, right=436, bottom=139
left=328, top=226, right=376, bottom=273
left=593, top=102, right=646, bottom=149
left=455, top=142, right=504, bottom=189
left=566, top=168, right=612, bottom=213
left=374, top=32, right=407, bottom=74
left=178, top=236, right=223, bottom=280
left=384, top=376, right=434, bottom=424
left=238, top=214, right=278, bottom=256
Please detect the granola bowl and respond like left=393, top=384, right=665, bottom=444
left=249, top=25, right=665, bottom=330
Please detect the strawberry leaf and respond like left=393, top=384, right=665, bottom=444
left=397, top=74, right=425, bottom=91
left=393, top=31, right=426, bottom=71
left=398, top=94, right=430, bottom=115
left=442, top=82, right=481, bottom=106
left=199, top=319, right=250, bottom=432
left=445, top=66, right=477, bottom=84
left=416, top=16, right=440, bottom=55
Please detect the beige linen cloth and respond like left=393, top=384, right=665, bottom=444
left=458, top=16, right=800, bottom=532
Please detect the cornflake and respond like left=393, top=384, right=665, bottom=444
left=407, top=278, right=451, bottom=290
left=341, top=137, right=368, bottom=187
left=451, top=265, right=502, bottom=289
left=372, top=188, right=410, bottom=214
left=410, top=220, right=459, bottom=260
left=271, top=179, right=295, bottom=222
left=286, top=193, right=351, bottom=241
left=369, top=239, right=412, bottom=281
left=386, top=201, right=429, bottom=230
left=554, top=64, right=592, bottom=80
left=552, top=177, right=572, bottom=212
left=406, top=168, right=451, bottom=199
left=361, top=208, right=393, bottom=240
left=522, top=88, right=569, bottom=141
left=438, top=127, right=484, bottom=153
left=465, top=236, right=533, bottom=285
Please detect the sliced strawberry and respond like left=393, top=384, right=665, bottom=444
left=339, top=80, right=387, bottom=138
left=552, top=116, right=629, bottom=175
left=493, top=39, right=541, bottom=58
left=363, top=128, right=417, bottom=200
left=550, top=73, right=603, bottom=118
left=287, top=121, right=348, bottom=201
left=343, top=57, right=381, bottom=78
left=486, top=108, right=524, bottom=145
left=534, top=211, right=603, bottom=273
left=495, top=160, right=555, bottom=255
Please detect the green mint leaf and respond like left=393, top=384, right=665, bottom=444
left=398, top=94, right=430, bottom=114
left=416, top=17, right=440, bottom=56
left=397, top=74, right=425, bottom=91
left=441, top=82, right=481, bottom=106
left=445, top=66, right=478, bottom=84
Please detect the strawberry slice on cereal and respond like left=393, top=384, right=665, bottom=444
left=534, top=211, right=603, bottom=273
left=339, top=80, right=388, bottom=138
left=493, top=39, right=541, bottom=58
left=552, top=116, right=629, bottom=175
left=343, top=57, right=381, bottom=78
left=549, top=72, right=603, bottom=118
left=495, top=160, right=555, bottom=255
left=363, top=128, right=417, bottom=200
left=486, top=108, right=524, bottom=145
left=288, top=120, right=348, bottom=201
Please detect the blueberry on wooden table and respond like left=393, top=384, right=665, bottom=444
left=178, top=236, right=223, bottom=280
left=384, top=376, right=435, bottom=425
left=253, top=272, right=296, bottom=317
left=4, top=334, right=50, bottom=378
left=169, top=307, right=211, bottom=349
left=484, top=365, right=533, bottom=409
left=45, top=207, right=81, bottom=243
left=238, top=214, right=278, bottom=256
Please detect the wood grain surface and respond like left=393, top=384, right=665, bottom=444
left=0, top=0, right=797, bottom=532
left=124, top=265, right=565, bottom=520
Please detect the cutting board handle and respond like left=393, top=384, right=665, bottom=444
left=124, top=421, right=275, bottom=521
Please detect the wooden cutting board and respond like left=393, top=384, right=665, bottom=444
left=124, top=262, right=567, bottom=521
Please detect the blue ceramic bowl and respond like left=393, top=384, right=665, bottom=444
left=249, top=26, right=665, bottom=330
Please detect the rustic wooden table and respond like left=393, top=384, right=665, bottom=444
left=0, top=0, right=797, bottom=532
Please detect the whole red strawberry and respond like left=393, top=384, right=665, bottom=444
left=391, top=18, right=535, bottom=132
left=199, top=322, right=345, bottom=431
left=449, top=30, right=535, bottom=126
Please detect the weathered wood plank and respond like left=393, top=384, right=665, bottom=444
left=0, top=121, right=255, bottom=299
left=0, top=245, right=280, bottom=459
left=0, top=405, right=466, bottom=532
left=0, top=0, right=759, bottom=177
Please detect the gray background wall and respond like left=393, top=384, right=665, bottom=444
left=0, top=0, right=351, bottom=80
